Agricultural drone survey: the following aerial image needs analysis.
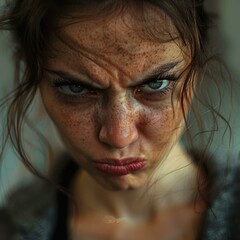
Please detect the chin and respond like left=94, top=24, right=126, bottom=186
left=96, top=172, right=149, bottom=191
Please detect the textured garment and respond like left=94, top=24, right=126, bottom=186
left=0, top=151, right=240, bottom=240
left=200, top=151, right=240, bottom=240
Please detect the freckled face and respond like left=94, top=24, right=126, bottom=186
left=40, top=6, right=192, bottom=190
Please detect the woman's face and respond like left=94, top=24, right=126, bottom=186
left=40, top=6, right=192, bottom=191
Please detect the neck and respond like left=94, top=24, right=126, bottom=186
left=70, top=144, right=198, bottom=225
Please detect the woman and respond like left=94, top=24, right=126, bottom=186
left=0, top=0, right=239, bottom=239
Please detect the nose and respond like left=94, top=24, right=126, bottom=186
left=99, top=97, right=139, bottom=149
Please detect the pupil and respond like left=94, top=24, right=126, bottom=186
left=149, top=81, right=163, bottom=89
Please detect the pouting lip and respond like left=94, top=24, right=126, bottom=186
left=93, top=158, right=145, bottom=176
left=92, top=158, right=146, bottom=166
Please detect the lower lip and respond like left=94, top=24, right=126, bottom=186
left=94, top=161, right=146, bottom=176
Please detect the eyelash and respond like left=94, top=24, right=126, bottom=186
left=137, top=74, right=177, bottom=96
left=51, top=78, right=98, bottom=102
left=51, top=74, right=178, bottom=102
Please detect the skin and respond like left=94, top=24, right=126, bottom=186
left=69, top=203, right=204, bottom=240
left=40, top=4, right=204, bottom=239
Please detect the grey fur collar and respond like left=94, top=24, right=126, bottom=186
left=0, top=152, right=239, bottom=240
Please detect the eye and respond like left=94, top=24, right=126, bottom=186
left=141, top=79, right=170, bottom=93
left=58, top=83, right=88, bottom=95
left=134, top=74, right=178, bottom=100
left=52, top=78, right=94, bottom=97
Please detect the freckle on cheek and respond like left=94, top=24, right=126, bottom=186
left=56, top=108, right=92, bottom=138
left=139, top=105, right=177, bottom=138
left=60, top=109, right=84, bottom=134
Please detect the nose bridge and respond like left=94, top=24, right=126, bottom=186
left=110, top=93, right=132, bottom=122
left=99, top=93, right=139, bottom=148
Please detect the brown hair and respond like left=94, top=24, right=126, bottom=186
left=0, top=0, right=231, bottom=188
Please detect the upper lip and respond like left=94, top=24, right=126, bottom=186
left=92, top=158, right=146, bottom=166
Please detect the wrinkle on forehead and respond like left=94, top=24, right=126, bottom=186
left=46, top=4, right=189, bottom=87
left=55, top=3, right=179, bottom=56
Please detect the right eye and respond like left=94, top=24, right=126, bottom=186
left=58, top=83, right=88, bottom=95
left=53, top=79, right=92, bottom=96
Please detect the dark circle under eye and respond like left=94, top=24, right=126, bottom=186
left=148, top=80, right=164, bottom=89
left=69, top=84, right=84, bottom=93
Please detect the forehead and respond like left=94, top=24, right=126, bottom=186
left=47, top=5, right=189, bottom=81
left=60, top=4, right=176, bottom=49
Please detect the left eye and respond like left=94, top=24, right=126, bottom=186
left=141, top=79, right=170, bottom=92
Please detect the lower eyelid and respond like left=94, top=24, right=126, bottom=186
left=141, top=80, right=171, bottom=90
left=59, top=85, right=85, bottom=94
left=134, top=81, right=175, bottom=96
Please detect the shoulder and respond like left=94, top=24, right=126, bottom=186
left=0, top=153, right=76, bottom=240
left=0, top=180, right=56, bottom=240
left=200, top=150, right=240, bottom=240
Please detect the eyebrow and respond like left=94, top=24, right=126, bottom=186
left=45, top=69, right=102, bottom=88
left=129, top=60, right=182, bottom=87
left=144, top=61, right=182, bottom=78
left=45, top=60, right=182, bottom=88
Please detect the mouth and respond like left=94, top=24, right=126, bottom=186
left=93, top=158, right=146, bottom=176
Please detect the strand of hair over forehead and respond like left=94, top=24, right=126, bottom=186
left=63, top=0, right=208, bottom=48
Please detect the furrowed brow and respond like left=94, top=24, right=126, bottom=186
left=44, top=69, right=101, bottom=88
left=145, top=61, right=182, bottom=78
left=130, top=61, right=182, bottom=87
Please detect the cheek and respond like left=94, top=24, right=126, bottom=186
left=139, top=104, right=184, bottom=143
left=40, top=82, right=96, bottom=145
left=53, top=108, right=96, bottom=145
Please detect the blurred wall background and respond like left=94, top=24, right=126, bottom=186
left=218, top=0, right=240, bottom=154
left=0, top=0, right=240, bottom=204
left=0, top=1, right=63, bottom=204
